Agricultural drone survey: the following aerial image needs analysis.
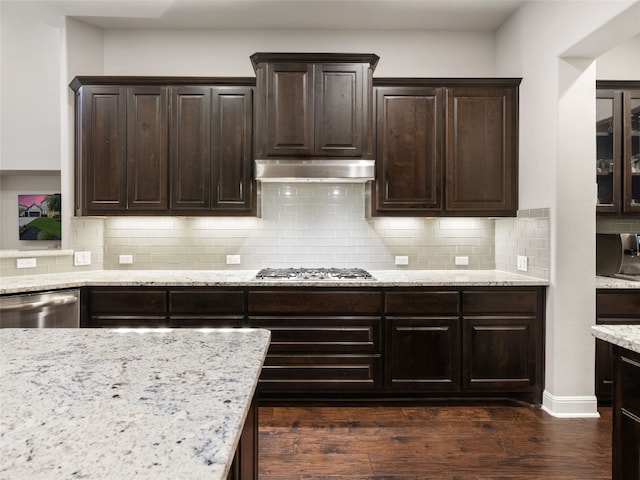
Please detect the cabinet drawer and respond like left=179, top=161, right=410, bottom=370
left=462, top=289, right=539, bottom=314
left=87, top=316, right=167, bottom=328
left=90, top=289, right=167, bottom=314
left=597, top=291, right=640, bottom=317
left=250, top=317, right=381, bottom=352
left=259, top=354, right=382, bottom=391
left=385, top=291, right=458, bottom=315
left=168, top=290, right=245, bottom=315
left=168, top=316, right=244, bottom=328
left=248, top=290, right=382, bottom=315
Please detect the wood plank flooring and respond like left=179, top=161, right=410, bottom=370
left=258, top=405, right=612, bottom=479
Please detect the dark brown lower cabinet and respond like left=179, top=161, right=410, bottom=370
left=461, top=289, right=543, bottom=402
left=611, top=345, right=640, bottom=480
left=386, top=317, right=460, bottom=391
left=81, top=285, right=545, bottom=404
left=385, top=290, right=460, bottom=391
left=596, top=289, right=640, bottom=403
left=82, top=287, right=246, bottom=328
left=227, top=395, right=258, bottom=480
left=248, top=289, right=384, bottom=395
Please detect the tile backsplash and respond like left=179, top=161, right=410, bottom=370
left=0, top=184, right=550, bottom=278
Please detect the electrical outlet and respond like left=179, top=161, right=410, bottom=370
left=119, top=254, right=134, bottom=265
left=517, top=255, right=528, bottom=272
left=226, top=255, right=241, bottom=265
left=455, top=256, right=469, bottom=266
left=16, top=258, right=36, bottom=269
left=74, top=251, right=91, bottom=266
left=394, top=256, right=409, bottom=266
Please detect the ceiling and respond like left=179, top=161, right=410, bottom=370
left=31, top=0, right=526, bottom=31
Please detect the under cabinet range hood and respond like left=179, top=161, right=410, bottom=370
left=254, top=159, right=375, bottom=183
left=251, top=52, right=379, bottom=183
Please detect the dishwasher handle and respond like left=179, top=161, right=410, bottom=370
left=0, top=293, right=79, bottom=313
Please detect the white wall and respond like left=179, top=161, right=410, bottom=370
left=0, top=1, right=63, bottom=172
left=102, top=29, right=496, bottom=77
left=497, top=0, right=640, bottom=417
left=597, top=33, right=640, bottom=79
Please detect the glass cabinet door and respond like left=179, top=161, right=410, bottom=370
left=596, top=90, right=620, bottom=212
left=624, top=91, right=640, bottom=212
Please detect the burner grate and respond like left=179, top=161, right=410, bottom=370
left=255, top=267, right=373, bottom=280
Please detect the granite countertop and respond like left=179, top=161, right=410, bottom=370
left=596, top=275, right=640, bottom=289
left=0, top=269, right=548, bottom=295
left=0, top=328, right=271, bottom=479
left=592, top=325, right=640, bottom=354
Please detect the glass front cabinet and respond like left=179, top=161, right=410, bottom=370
left=596, top=81, right=640, bottom=215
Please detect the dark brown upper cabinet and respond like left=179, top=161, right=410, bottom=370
left=596, top=81, right=640, bottom=216
left=71, top=77, right=256, bottom=216
left=170, top=85, right=254, bottom=214
left=373, top=85, right=444, bottom=213
left=251, top=53, right=379, bottom=160
left=372, top=79, right=519, bottom=217
left=74, top=85, right=168, bottom=214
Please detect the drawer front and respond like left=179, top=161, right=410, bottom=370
left=250, top=317, right=381, bottom=353
left=259, top=354, right=382, bottom=391
left=169, top=290, right=245, bottom=315
left=462, top=289, right=539, bottom=314
left=86, top=316, right=167, bottom=328
left=597, top=291, right=640, bottom=317
left=248, top=290, right=383, bottom=315
left=168, top=316, right=244, bottom=328
left=90, top=289, right=167, bottom=314
left=385, top=291, right=459, bottom=315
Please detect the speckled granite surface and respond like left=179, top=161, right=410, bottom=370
left=592, top=325, right=640, bottom=354
left=0, top=269, right=548, bottom=295
left=0, top=328, right=270, bottom=480
left=596, top=275, right=640, bottom=289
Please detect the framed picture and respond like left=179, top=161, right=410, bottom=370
left=18, top=194, right=62, bottom=241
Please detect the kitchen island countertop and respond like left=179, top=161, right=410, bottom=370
left=0, top=269, right=548, bottom=295
left=592, top=325, right=640, bottom=354
left=0, top=328, right=270, bottom=479
left=596, top=275, right=640, bottom=289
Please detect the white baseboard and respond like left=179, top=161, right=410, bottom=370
left=541, top=390, right=600, bottom=418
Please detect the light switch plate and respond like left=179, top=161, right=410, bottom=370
left=517, top=255, right=528, bottom=272
left=455, top=256, right=469, bottom=266
left=74, top=251, right=91, bottom=266
left=395, top=256, right=409, bottom=266
left=16, top=258, right=36, bottom=269
left=226, top=255, right=241, bottom=265
left=119, top=254, right=133, bottom=265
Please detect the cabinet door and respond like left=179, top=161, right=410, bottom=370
left=596, top=90, right=621, bottom=213
left=314, top=63, right=364, bottom=156
left=462, top=316, right=537, bottom=391
left=170, top=86, right=212, bottom=210
left=623, top=90, right=640, bottom=213
left=375, top=86, right=443, bottom=213
left=386, top=317, right=460, bottom=391
left=126, top=87, right=168, bottom=211
left=79, top=86, right=127, bottom=213
left=212, top=87, right=254, bottom=213
left=612, top=346, right=640, bottom=480
left=264, top=63, right=314, bottom=156
left=445, top=86, right=517, bottom=216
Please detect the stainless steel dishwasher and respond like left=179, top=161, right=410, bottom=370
left=0, top=289, right=80, bottom=328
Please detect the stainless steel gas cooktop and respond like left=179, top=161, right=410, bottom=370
left=255, top=267, right=374, bottom=281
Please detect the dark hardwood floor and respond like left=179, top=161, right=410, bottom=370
left=258, top=404, right=612, bottom=479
